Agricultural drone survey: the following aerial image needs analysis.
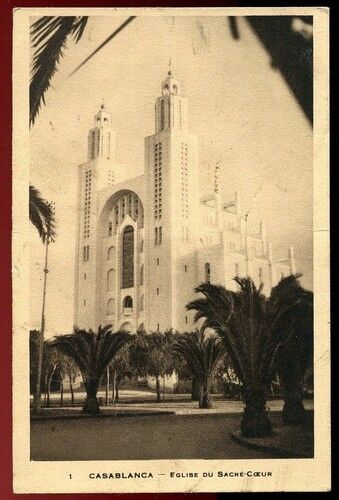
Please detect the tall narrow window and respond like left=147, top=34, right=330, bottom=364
left=154, top=227, right=158, bottom=245
left=108, top=221, right=113, bottom=237
left=107, top=298, right=115, bottom=316
left=205, top=263, right=211, bottom=284
left=91, top=130, right=96, bottom=159
left=140, top=264, right=144, bottom=285
left=159, top=226, right=162, bottom=244
left=83, top=245, right=90, bottom=262
left=160, top=100, right=165, bottom=130
left=122, top=226, right=134, bottom=288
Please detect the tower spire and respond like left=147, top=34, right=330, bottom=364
left=168, top=57, right=172, bottom=76
left=155, top=70, right=186, bottom=132
left=87, top=104, right=115, bottom=161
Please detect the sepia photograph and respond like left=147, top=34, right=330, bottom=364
left=12, top=6, right=330, bottom=494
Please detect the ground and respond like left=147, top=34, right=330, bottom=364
left=31, top=391, right=313, bottom=461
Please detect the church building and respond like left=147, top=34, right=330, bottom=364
left=73, top=71, right=295, bottom=333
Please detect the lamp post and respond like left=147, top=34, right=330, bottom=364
left=33, top=201, right=55, bottom=414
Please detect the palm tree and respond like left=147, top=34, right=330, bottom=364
left=109, top=344, right=132, bottom=405
left=272, top=277, right=313, bottom=424
left=30, top=16, right=136, bottom=125
left=173, top=330, right=225, bottom=409
left=30, top=185, right=56, bottom=414
left=187, top=276, right=310, bottom=437
left=146, top=331, right=175, bottom=403
left=129, top=331, right=175, bottom=402
left=41, top=341, right=59, bottom=407
left=29, top=185, right=56, bottom=242
left=52, top=326, right=131, bottom=414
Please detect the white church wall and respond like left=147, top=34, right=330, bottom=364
left=74, top=73, right=298, bottom=335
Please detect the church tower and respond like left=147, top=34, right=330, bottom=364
left=144, top=71, right=200, bottom=331
left=74, top=105, right=121, bottom=329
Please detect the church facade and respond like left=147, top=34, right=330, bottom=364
left=73, top=71, right=295, bottom=333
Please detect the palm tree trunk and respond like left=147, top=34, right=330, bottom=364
left=105, top=367, right=110, bottom=406
left=112, top=370, right=117, bottom=406
left=155, top=376, right=161, bottom=403
left=43, top=372, right=48, bottom=405
left=241, top=386, right=272, bottom=437
left=115, top=379, right=119, bottom=402
left=33, top=330, right=44, bottom=413
left=60, top=379, right=64, bottom=407
left=199, top=381, right=212, bottom=409
left=33, top=238, right=49, bottom=414
left=82, top=379, right=100, bottom=414
left=47, top=375, right=51, bottom=407
left=279, top=370, right=306, bottom=425
left=46, top=365, right=56, bottom=408
left=191, top=376, right=200, bottom=401
left=69, top=375, right=74, bottom=405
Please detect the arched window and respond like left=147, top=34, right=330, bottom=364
left=140, top=264, right=144, bottom=285
left=107, top=246, right=115, bottom=261
left=205, top=263, right=211, bottom=284
left=107, top=269, right=115, bottom=291
left=107, top=298, right=115, bottom=316
left=122, top=226, right=134, bottom=288
left=123, top=296, right=133, bottom=311
left=108, top=221, right=113, bottom=237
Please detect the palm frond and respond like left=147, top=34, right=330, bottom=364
left=51, top=326, right=130, bottom=387
left=69, top=16, right=136, bottom=77
left=30, top=16, right=88, bottom=126
left=29, top=184, right=56, bottom=242
left=173, top=330, right=225, bottom=383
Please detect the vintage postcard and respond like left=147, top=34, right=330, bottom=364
left=12, top=6, right=330, bottom=493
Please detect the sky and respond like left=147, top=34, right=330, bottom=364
left=29, top=14, right=313, bottom=337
